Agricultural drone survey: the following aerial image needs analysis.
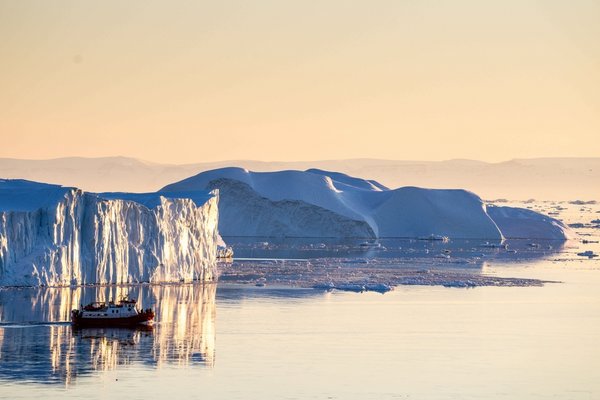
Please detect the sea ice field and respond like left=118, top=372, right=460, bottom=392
left=0, top=200, right=599, bottom=399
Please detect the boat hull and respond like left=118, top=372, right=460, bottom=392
left=71, top=310, right=154, bottom=327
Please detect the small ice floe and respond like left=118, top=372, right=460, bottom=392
left=358, top=241, right=386, bottom=250
left=480, top=241, right=507, bottom=249
left=365, top=283, right=393, bottom=293
left=569, top=200, right=597, bottom=205
left=313, top=281, right=391, bottom=293
left=418, top=234, right=449, bottom=242
left=443, top=280, right=477, bottom=288
left=217, top=246, right=234, bottom=259
left=343, top=258, right=370, bottom=264
left=577, top=250, right=599, bottom=259
left=336, top=283, right=365, bottom=293
left=313, top=282, right=335, bottom=290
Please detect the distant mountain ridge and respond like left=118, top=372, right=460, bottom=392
left=0, top=156, right=598, bottom=200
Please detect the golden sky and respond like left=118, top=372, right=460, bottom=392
left=1, top=1, right=598, bottom=163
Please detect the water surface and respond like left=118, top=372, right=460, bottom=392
left=1, top=201, right=599, bottom=399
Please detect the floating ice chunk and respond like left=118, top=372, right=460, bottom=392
left=335, top=283, right=365, bottom=293
left=364, top=283, right=393, bottom=293
left=577, top=251, right=598, bottom=258
left=418, top=234, right=450, bottom=242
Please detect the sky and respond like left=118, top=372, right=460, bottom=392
left=1, top=0, right=599, bottom=164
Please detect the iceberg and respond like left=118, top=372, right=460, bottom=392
left=162, top=167, right=572, bottom=240
left=204, top=178, right=374, bottom=238
left=0, top=179, right=219, bottom=286
left=486, top=205, right=574, bottom=240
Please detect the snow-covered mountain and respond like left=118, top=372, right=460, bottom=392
left=162, top=168, right=573, bottom=240
left=0, top=179, right=219, bottom=286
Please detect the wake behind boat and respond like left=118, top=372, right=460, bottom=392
left=71, top=297, right=154, bottom=327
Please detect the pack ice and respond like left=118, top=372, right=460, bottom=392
left=0, top=179, right=219, bottom=286
left=162, top=167, right=573, bottom=240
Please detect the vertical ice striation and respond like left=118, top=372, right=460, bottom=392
left=0, top=180, right=219, bottom=286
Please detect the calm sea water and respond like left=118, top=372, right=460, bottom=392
left=1, top=203, right=599, bottom=399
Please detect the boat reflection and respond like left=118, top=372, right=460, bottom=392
left=0, top=283, right=216, bottom=385
left=72, top=326, right=154, bottom=373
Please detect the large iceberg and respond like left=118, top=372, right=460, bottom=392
left=162, top=168, right=572, bottom=240
left=0, top=179, right=219, bottom=286
left=205, top=178, right=374, bottom=237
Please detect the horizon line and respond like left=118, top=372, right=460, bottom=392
left=1, top=155, right=599, bottom=166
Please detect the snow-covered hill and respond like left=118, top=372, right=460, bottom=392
left=162, top=168, right=573, bottom=240
left=0, top=179, right=218, bottom=286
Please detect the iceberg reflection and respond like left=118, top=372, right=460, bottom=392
left=0, top=283, right=216, bottom=385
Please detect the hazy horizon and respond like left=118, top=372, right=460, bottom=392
left=2, top=155, right=598, bottom=200
left=2, top=154, right=599, bottom=165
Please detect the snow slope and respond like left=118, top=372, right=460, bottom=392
left=205, top=178, right=374, bottom=238
left=487, top=205, right=575, bottom=240
left=369, top=187, right=502, bottom=239
left=164, top=168, right=377, bottom=223
left=305, top=169, right=389, bottom=191
left=0, top=179, right=218, bottom=286
left=163, top=168, right=567, bottom=240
